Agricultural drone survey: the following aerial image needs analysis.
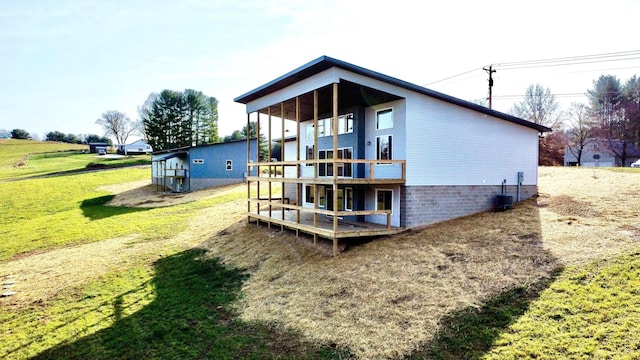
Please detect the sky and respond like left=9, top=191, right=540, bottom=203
left=2, top=0, right=640, bottom=141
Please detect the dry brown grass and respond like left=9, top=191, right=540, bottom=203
left=3, top=167, right=639, bottom=359
left=201, top=166, right=640, bottom=359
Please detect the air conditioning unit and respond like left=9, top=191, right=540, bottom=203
left=495, top=194, right=513, bottom=211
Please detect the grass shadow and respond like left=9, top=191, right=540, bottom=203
left=80, top=195, right=151, bottom=220
left=406, top=268, right=563, bottom=360
left=32, top=248, right=351, bottom=359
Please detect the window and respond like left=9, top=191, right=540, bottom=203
left=376, top=189, right=392, bottom=213
left=377, top=135, right=392, bottom=160
left=305, top=185, right=314, bottom=203
left=225, top=160, right=232, bottom=171
left=306, top=124, right=314, bottom=140
left=376, top=108, right=393, bottom=129
left=336, top=189, right=344, bottom=211
left=318, top=186, right=325, bottom=207
left=308, top=114, right=353, bottom=139
left=317, top=119, right=325, bottom=137
left=345, top=187, right=353, bottom=211
left=192, top=159, right=204, bottom=164
left=306, top=145, right=314, bottom=167
left=338, top=114, right=354, bottom=135
left=337, top=148, right=353, bottom=177
left=318, top=149, right=352, bottom=177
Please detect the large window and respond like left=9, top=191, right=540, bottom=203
left=318, top=148, right=352, bottom=177
left=377, top=135, right=392, bottom=160
left=376, top=109, right=393, bottom=130
left=304, top=114, right=353, bottom=140
left=376, top=189, right=392, bottom=213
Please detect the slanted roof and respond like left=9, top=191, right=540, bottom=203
left=235, top=55, right=551, bottom=133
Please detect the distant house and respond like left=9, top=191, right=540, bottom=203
left=234, top=55, right=551, bottom=255
left=565, top=139, right=640, bottom=167
left=0, top=130, right=10, bottom=139
left=88, top=142, right=109, bottom=154
left=117, top=139, right=153, bottom=155
left=151, top=139, right=258, bottom=192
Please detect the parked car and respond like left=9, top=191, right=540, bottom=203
left=631, top=159, right=640, bottom=168
left=98, top=149, right=106, bottom=155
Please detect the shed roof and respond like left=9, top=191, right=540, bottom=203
left=234, top=55, right=551, bottom=133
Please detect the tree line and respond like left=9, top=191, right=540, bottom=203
left=508, top=74, right=640, bottom=166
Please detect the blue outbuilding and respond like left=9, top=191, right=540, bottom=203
left=151, top=139, right=258, bottom=192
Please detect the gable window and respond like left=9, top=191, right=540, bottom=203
left=225, top=160, right=232, bottom=171
left=376, top=189, right=392, bottom=213
left=376, top=108, right=393, bottom=130
left=377, top=135, right=392, bottom=160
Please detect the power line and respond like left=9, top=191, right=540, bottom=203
left=424, top=68, right=482, bottom=86
left=496, top=49, right=640, bottom=68
left=497, top=56, right=640, bottom=71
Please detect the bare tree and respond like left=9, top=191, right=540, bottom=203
left=566, top=102, right=594, bottom=166
left=95, top=110, right=138, bottom=146
left=510, top=84, right=562, bottom=129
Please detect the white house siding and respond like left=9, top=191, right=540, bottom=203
left=404, top=95, right=539, bottom=186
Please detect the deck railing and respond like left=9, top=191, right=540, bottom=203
left=247, top=158, right=406, bottom=182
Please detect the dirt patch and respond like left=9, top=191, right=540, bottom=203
left=538, top=194, right=602, bottom=217
left=100, top=180, right=245, bottom=208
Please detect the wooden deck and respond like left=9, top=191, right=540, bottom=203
left=248, top=208, right=405, bottom=240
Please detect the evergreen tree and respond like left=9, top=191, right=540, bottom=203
left=141, top=89, right=219, bottom=151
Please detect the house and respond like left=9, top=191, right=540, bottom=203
left=564, top=139, right=640, bottom=167
left=0, top=130, right=10, bottom=139
left=151, top=139, right=258, bottom=192
left=117, top=139, right=153, bottom=155
left=88, top=142, right=109, bottom=154
left=234, top=56, right=551, bottom=255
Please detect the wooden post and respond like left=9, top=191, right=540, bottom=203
left=332, top=83, right=339, bottom=257
left=247, top=113, right=251, bottom=222
left=281, top=102, right=285, bottom=229
left=313, top=90, right=319, bottom=244
left=256, top=112, right=261, bottom=207
left=296, top=96, right=301, bottom=234
left=268, top=107, right=272, bottom=227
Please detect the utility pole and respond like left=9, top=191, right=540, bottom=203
left=483, top=65, right=496, bottom=109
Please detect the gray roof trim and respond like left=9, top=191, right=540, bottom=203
left=234, top=55, right=552, bottom=133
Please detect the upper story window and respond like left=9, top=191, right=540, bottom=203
left=305, top=113, right=353, bottom=139
left=376, top=108, right=393, bottom=130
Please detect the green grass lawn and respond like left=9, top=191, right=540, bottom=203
left=0, top=138, right=150, bottom=181
left=410, top=253, right=640, bottom=359
left=0, top=139, right=87, bottom=169
left=1, top=143, right=348, bottom=359
left=2, top=140, right=640, bottom=359
left=2, top=249, right=345, bottom=360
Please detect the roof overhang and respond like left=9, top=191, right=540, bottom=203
left=235, top=56, right=552, bottom=133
